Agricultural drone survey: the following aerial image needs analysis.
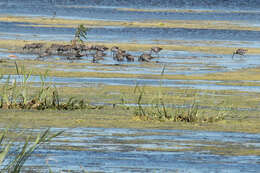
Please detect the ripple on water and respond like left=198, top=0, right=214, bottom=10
left=2, top=127, right=259, bottom=173
left=2, top=74, right=260, bottom=92
left=2, top=50, right=260, bottom=77
left=2, top=23, right=260, bottom=44
left=1, top=0, right=260, bottom=22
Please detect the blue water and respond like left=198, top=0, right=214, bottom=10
left=0, top=0, right=260, bottom=92
left=2, top=74, right=260, bottom=92
left=2, top=127, right=260, bottom=173
left=1, top=0, right=260, bottom=22
left=1, top=0, right=260, bottom=48
left=0, top=1, right=260, bottom=172
left=2, top=21, right=260, bottom=43
left=1, top=0, right=260, bottom=10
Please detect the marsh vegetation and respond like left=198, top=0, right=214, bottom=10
left=0, top=128, right=62, bottom=172
left=0, top=63, right=102, bottom=111
left=0, top=0, right=260, bottom=172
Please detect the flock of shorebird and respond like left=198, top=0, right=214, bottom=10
left=22, top=43, right=248, bottom=62
left=23, top=43, right=163, bottom=63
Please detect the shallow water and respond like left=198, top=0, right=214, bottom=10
left=2, top=21, right=260, bottom=46
left=0, top=0, right=260, bottom=91
left=2, top=0, right=260, bottom=9
left=1, top=50, right=260, bottom=76
left=1, top=0, right=260, bottom=48
left=3, top=127, right=260, bottom=172
left=1, top=0, right=260, bottom=21
left=2, top=74, right=260, bottom=92
left=1, top=1, right=260, bottom=172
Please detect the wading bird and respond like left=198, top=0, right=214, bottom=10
left=232, top=48, right=248, bottom=59
left=150, top=47, right=163, bottom=57
left=138, top=53, right=155, bottom=62
left=92, top=50, right=106, bottom=63
left=125, top=53, right=135, bottom=62
left=92, top=54, right=104, bottom=63
left=92, top=45, right=108, bottom=52
left=114, top=52, right=125, bottom=62
left=111, top=46, right=119, bottom=58
left=23, top=43, right=44, bottom=53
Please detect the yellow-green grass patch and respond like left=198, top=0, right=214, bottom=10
left=0, top=108, right=259, bottom=134
left=1, top=15, right=260, bottom=31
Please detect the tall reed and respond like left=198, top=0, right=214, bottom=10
left=0, top=128, right=63, bottom=172
left=0, top=63, right=101, bottom=111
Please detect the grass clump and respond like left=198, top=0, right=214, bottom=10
left=133, top=85, right=226, bottom=123
left=0, top=63, right=102, bottom=111
left=0, top=128, right=63, bottom=172
left=133, top=65, right=226, bottom=123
